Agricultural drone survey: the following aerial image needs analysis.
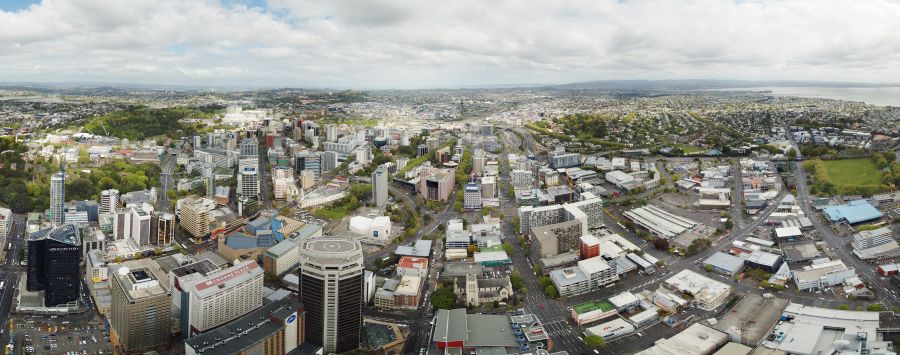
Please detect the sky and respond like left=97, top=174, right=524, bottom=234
left=2, top=0, right=900, bottom=89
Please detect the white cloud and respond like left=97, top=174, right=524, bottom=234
left=2, top=0, right=900, bottom=88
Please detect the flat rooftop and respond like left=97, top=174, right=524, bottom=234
left=185, top=298, right=302, bottom=354
left=710, top=293, right=789, bottom=345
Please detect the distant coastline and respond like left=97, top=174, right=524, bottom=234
left=712, top=86, right=900, bottom=107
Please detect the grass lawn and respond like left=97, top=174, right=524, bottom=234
left=675, top=144, right=704, bottom=154
left=312, top=206, right=349, bottom=220
left=820, top=158, right=883, bottom=186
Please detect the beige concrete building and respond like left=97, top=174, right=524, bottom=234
left=109, top=259, right=172, bottom=354
left=417, top=167, right=455, bottom=202
left=179, top=197, right=214, bottom=239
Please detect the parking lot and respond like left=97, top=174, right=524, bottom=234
left=13, top=314, right=112, bottom=354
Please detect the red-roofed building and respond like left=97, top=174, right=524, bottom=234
left=397, top=256, right=429, bottom=278
left=580, top=235, right=601, bottom=260
left=878, top=263, right=899, bottom=276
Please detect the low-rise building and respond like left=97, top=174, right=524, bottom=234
left=792, top=259, right=856, bottom=291
left=662, top=269, right=731, bottom=311
left=571, top=300, right=617, bottom=325
left=550, top=256, right=618, bottom=297
left=704, top=252, right=745, bottom=276
left=608, top=291, right=641, bottom=313
left=397, top=256, right=429, bottom=278
left=635, top=323, right=728, bottom=355
left=394, top=275, right=422, bottom=310
left=584, top=318, right=634, bottom=342
left=623, top=205, right=698, bottom=240
left=745, top=251, right=783, bottom=273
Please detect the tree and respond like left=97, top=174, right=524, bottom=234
left=97, top=176, right=118, bottom=191
left=652, top=238, right=669, bottom=250
left=584, top=335, right=606, bottom=349
left=502, top=242, right=513, bottom=254
left=867, top=303, right=885, bottom=312
left=532, top=264, right=542, bottom=274
left=510, top=272, right=525, bottom=291
left=466, top=244, right=478, bottom=257
left=686, top=238, right=712, bottom=256
left=538, top=276, right=552, bottom=288
left=787, top=148, right=797, bottom=159
left=66, top=176, right=95, bottom=201
left=544, top=285, right=558, bottom=298
left=704, top=264, right=713, bottom=272
left=432, top=286, right=457, bottom=311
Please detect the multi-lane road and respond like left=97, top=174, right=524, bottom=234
left=0, top=215, right=26, bottom=345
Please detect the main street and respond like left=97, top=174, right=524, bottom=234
left=0, top=215, right=26, bottom=347
left=785, top=123, right=897, bottom=305
left=793, top=160, right=899, bottom=305
left=156, top=152, right=177, bottom=213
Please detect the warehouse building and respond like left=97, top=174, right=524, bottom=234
left=823, top=200, right=883, bottom=225
left=623, top=205, right=698, bottom=240
left=745, top=251, right=783, bottom=274
left=635, top=323, right=728, bottom=355
left=704, top=253, right=745, bottom=277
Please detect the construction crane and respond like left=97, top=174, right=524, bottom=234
left=99, top=120, right=109, bottom=136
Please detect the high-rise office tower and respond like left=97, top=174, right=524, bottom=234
left=371, top=165, right=389, bottom=207
left=325, top=124, right=338, bottom=142
left=239, top=137, right=258, bottom=158
left=149, top=212, right=175, bottom=245
left=50, top=164, right=66, bottom=226
left=26, top=223, right=82, bottom=307
left=238, top=159, right=260, bottom=199
left=299, top=238, right=363, bottom=354
left=295, top=153, right=322, bottom=182
left=110, top=259, right=171, bottom=354
left=100, top=189, right=120, bottom=213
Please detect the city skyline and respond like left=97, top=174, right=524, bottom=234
left=3, top=0, right=900, bottom=88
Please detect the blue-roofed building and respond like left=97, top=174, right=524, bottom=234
left=244, top=215, right=288, bottom=244
left=218, top=231, right=268, bottom=261
left=225, top=232, right=258, bottom=250
left=824, top=200, right=884, bottom=225
left=245, top=216, right=271, bottom=235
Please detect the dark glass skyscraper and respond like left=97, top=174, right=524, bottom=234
left=26, top=224, right=82, bottom=307
left=298, top=238, right=363, bottom=354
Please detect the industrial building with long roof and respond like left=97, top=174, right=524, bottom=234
left=623, top=204, right=698, bottom=239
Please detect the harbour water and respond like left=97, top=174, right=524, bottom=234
left=719, top=86, right=900, bottom=107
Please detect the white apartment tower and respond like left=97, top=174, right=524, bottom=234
left=371, top=165, right=389, bottom=207
left=49, top=164, right=66, bottom=226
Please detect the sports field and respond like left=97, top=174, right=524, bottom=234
left=819, top=158, right=883, bottom=186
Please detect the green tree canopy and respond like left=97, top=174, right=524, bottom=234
left=584, top=335, right=606, bottom=349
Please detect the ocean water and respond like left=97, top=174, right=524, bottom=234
left=719, top=86, right=900, bottom=107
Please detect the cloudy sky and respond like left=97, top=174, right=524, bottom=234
left=2, top=0, right=900, bottom=89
